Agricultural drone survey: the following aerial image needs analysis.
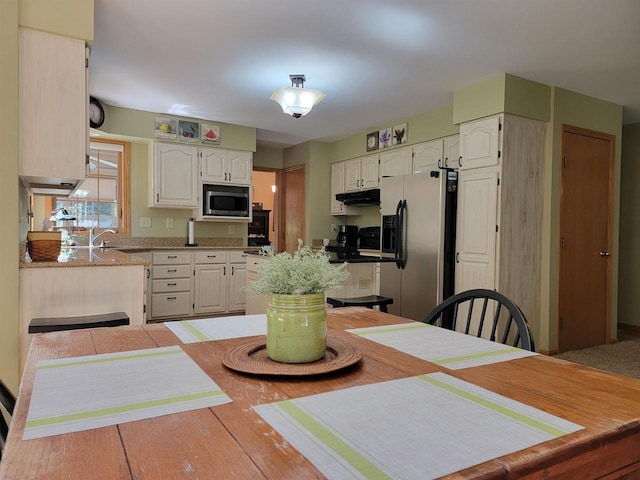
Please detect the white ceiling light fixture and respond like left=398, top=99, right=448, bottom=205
left=270, top=74, right=326, bottom=118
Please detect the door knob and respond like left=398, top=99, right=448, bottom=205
left=599, top=251, right=611, bottom=257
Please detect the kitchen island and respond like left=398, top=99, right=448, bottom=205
left=18, top=246, right=149, bottom=375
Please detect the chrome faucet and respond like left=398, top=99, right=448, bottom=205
left=90, top=227, right=118, bottom=248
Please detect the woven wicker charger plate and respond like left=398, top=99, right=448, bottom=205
left=222, top=335, right=362, bottom=376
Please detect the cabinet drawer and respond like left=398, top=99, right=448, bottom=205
left=151, top=292, right=191, bottom=317
left=152, top=278, right=191, bottom=293
left=194, top=251, right=227, bottom=264
left=230, top=251, right=249, bottom=264
left=246, top=256, right=265, bottom=273
left=152, top=251, right=191, bottom=265
left=152, top=265, right=191, bottom=279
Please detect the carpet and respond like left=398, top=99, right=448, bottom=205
left=554, top=338, right=640, bottom=380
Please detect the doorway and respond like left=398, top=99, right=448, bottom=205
left=251, top=169, right=278, bottom=250
left=558, top=125, right=615, bottom=352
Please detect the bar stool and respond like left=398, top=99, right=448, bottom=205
left=28, top=312, right=130, bottom=334
left=326, top=295, right=394, bottom=313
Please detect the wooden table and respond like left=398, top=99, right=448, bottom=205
left=2, top=308, right=640, bottom=479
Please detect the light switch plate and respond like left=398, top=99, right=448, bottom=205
left=166, top=217, right=174, bottom=228
left=140, top=216, right=152, bottom=228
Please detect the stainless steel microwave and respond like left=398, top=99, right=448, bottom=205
left=202, top=184, right=250, bottom=218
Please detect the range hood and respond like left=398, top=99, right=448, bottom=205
left=335, top=188, right=380, bottom=206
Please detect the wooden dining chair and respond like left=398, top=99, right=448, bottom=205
left=0, top=379, right=16, bottom=461
left=422, top=289, right=535, bottom=352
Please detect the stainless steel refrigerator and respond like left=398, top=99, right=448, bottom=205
left=379, top=170, right=457, bottom=321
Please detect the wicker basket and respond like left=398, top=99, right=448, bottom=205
left=27, top=231, right=61, bottom=261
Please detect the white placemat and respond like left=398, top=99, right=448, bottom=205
left=165, top=314, right=267, bottom=343
left=347, top=322, right=537, bottom=369
left=254, top=372, right=583, bottom=480
left=24, top=345, right=231, bottom=440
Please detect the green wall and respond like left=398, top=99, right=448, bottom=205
left=540, top=87, right=623, bottom=351
left=617, top=123, right=640, bottom=328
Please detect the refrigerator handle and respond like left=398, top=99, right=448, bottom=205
left=396, top=199, right=407, bottom=269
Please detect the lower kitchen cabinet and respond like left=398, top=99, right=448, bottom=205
left=149, top=250, right=248, bottom=320
left=245, top=254, right=268, bottom=315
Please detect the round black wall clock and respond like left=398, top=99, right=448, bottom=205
left=89, top=96, right=105, bottom=128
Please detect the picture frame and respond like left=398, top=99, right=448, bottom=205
left=392, top=123, right=408, bottom=145
left=379, top=127, right=392, bottom=148
left=178, top=120, right=200, bottom=143
left=154, top=117, right=177, bottom=140
left=366, top=131, right=379, bottom=152
left=200, top=123, right=221, bottom=144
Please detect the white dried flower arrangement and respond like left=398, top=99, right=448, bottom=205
left=246, top=240, right=349, bottom=295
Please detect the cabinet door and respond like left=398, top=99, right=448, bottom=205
left=443, top=134, right=460, bottom=168
left=361, top=154, right=379, bottom=189
left=459, top=116, right=501, bottom=170
left=344, top=158, right=362, bottom=192
left=193, top=264, right=226, bottom=314
left=330, top=162, right=345, bottom=213
left=227, top=150, right=252, bottom=185
left=379, top=146, right=412, bottom=178
left=151, top=143, right=198, bottom=207
left=245, top=271, right=268, bottom=314
left=228, top=263, right=246, bottom=311
left=19, top=27, right=87, bottom=185
left=413, top=139, right=443, bottom=173
left=200, top=147, right=227, bottom=183
left=455, top=169, right=499, bottom=293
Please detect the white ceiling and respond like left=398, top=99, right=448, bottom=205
left=89, top=0, right=640, bottom=148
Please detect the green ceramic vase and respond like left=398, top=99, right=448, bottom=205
left=266, top=293, right=327, bottom=363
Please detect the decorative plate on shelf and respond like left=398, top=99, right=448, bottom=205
left=222, top=335, right=362, bottom=376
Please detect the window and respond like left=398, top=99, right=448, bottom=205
left=51, top=139, right=130, bottom=235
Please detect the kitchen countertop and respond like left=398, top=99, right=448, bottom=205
left=244, top=248, right=395, bottom=264
left=20, top=247, right=150, bottom=268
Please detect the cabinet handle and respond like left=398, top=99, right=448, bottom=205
left=361, top=178, right=364, bottom=187
left=156, top=193, right=159, bottom=202
left=168, top=255, right=178, bottom=259
left=231, top=266, right=235, bottom=275
left=228, top=173, right=232, bottom=182
left=168, top=282, right=177, bottom=286
left=456, top=252, right=460, bottom=263
left=458, top=156, right=463, bottom=167
left=167, top=296, right=177, bottom=301
left=168, top=269, right=177, bottom=273
left=357, top=179, right=360, bottom=188
left=207, top=255, right=216, bottom=258
left=224, top=266, right=226, bottom=275
left=224, top=172, right=228, bottom=181
left=146, top=269, right=150, bottom=279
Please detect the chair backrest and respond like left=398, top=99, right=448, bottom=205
left=422, top=289, right=535, bottom=352
left=0, top=379, right=16, bottom=460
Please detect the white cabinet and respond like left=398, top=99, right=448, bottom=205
left=228, top=252, right=247, bottom=312
left=459, top=116, right=501, bottom=170
left=19, top=27, right=88, bottom=191
left=330, top=161, right=362, bottom=216
left=345, top=155, right=379, bottom=192
left=150, top=251, right=192, bottom=318
left=326, top=263, right=377, bottom=299
left=413, top=135, right=460, bottom=173
left=200, top=147, right=252, bottom=186
left=379, top=146, right=412, bottom=178
left=455, top=114, right=545, bottom=333
left=245, top=255, right=269, bottom=314
left=149, top=142, right=198, bottom=208
left=443, top=135, right=461, bottom=169
left=193, top=251, right=247, bottom=314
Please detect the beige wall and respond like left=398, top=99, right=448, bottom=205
left=616, top=123, right=640, bottom=327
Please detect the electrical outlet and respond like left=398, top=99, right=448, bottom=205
left=165, top=217, right=174, bottom=228
left=331, top=224, right=337, bottom=232
left=228, top=224, right=235, bottom=234
left=139, top=216, right=152, bottom=228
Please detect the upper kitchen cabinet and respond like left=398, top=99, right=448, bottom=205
left=330, top=161, right=361, bottom=216
left=19, top=27, right=88, bottom=194
left=379, top=146, right=412, bottom=178
left=413, top=135, right=461, bottom=173
left=344, top=154, right=379, bottom=192
left=458, top=116, right=502, bottom=170
left=200, top=147, right=252, bottom=186
left=149, top=142, right=198, bottom=208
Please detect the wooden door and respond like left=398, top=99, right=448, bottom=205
left=282, top=165, right=305, bottom=253
left=558, top=126, right=614, bottom=352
